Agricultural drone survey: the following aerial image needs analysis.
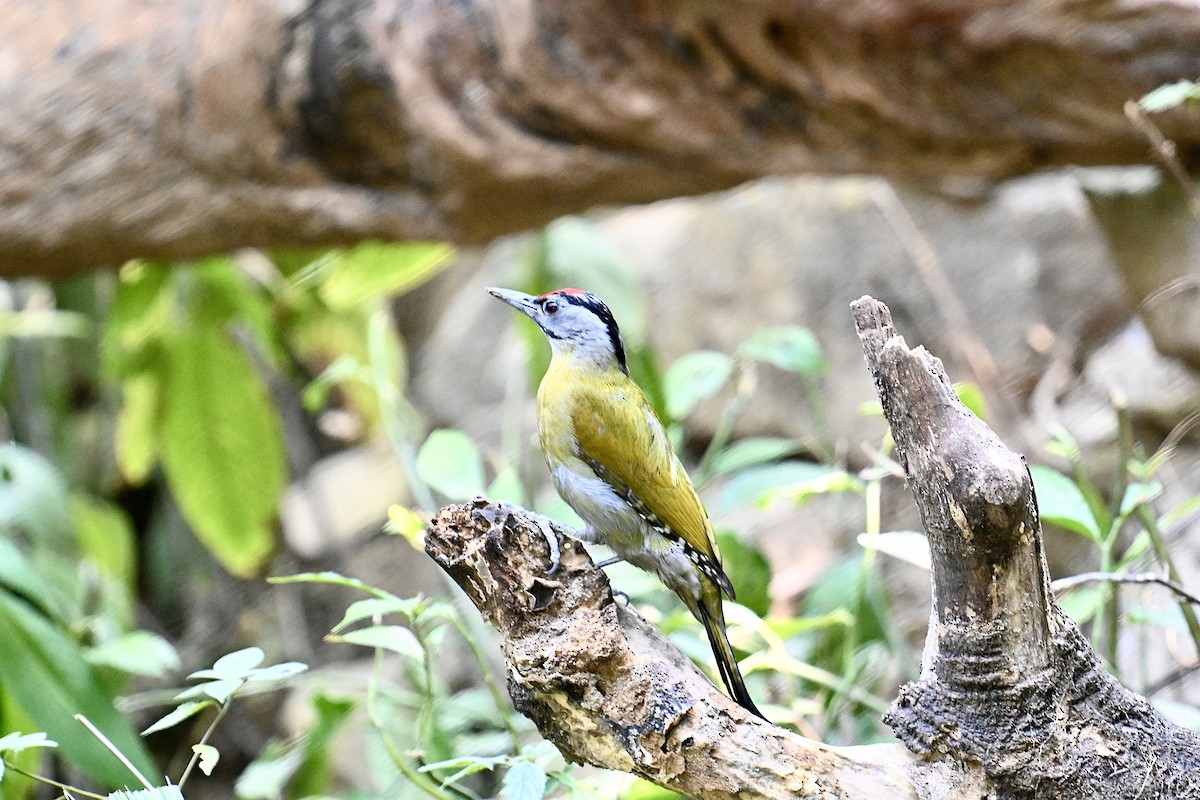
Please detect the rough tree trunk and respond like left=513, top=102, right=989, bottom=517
left=424, top=297, right=1200, bottom=799
left=4, top=1, right=1200, bottom=278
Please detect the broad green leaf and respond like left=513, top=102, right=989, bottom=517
left=416, top=429, right=485, bottom=501
left=330, top=624, right=424, bottom=659
left=954, top=382, right=987, bottom=421
left=86, top=631, right=180, bottom=678
left=160, top=329, right=284, bottom=576
left=1029, top=466, right=1102, bottom=542
left=0, top=444, right=75, bottom=547
left=235, top=741, right=304, bottom=799
left=289, top=693, right=356, bottom=797
left=0, top=593, right=157, bottom=788
left=738, top=327, right=826, bottom=375
left=1140, top=80, right=1200, bottom=112
left=1119, top=481, right=1163, bottom=517
left=318, top=241, right=455, bottom=309
left=857, top=531, right=932, bottom=571
left=500, top=760, right=547, bottom=800
left=663, top=351, right=732, bottom=421
left=114, top=371, right=162, bottom=484
left=332, top=596, right=423, bottom=632
left=1058, top=586, right=1102, bottom=625
left=707, top=437, right=802, bottom=477
left=142, top=701, right=213, bottom=736
left=189, top=258, right=279, bottom=364
left=72, top=494, right=137, bottom=590
left=0, top=536, right=55, bottom=619
left=385, top=504, right=429, bottom=548
left=193, top=743, right=220, bottom=776
left=101, top=261, right=171, bottom=378
left=714, top=531, right=771, bottom=617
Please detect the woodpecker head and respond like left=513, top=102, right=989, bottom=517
left=487, top=286, right=627, bottom=372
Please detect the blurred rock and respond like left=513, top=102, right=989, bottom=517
left=281, top=444, right=406, bottom=559
left=1084, top=169, right=1200, bottom=371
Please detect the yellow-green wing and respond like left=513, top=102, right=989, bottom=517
left=571, top=374, right=719, bottom=563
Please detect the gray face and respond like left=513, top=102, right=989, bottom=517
left=487, top=286, right=627, bottom=370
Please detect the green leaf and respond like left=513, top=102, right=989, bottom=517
left=707, top=437, right=802, bottom=477
left=71, top=495, right=137, bottom=591
left=1119, top=481, right=1163, bottom=518
left=330, top=625, right=424, bottom=659
left=101, top=261, right=172, bottom=379
left=268, top=571, right=391, bottom=597
left=142, top=701, right=214, bottom=736
left=714, top=532, right=772, bottom=617
left=1058, top=586, right=1102, bottom=625
left=114, top=371, right=163, bottom=484
left=620, top=777, right=684, bottom=799
left=385, top=504, right=429, bottom=548
left=332, top=596, right=423, bottom=632
left=416, top=429, right=486, bottom=501
left=86, top=631, right=181, bottom=678
left=738, top=327, right=826, bottom=375
left=0, top=535, right=56, bottom=619
left=190, top=647, right=265, bottom=680
left=289, top=693, right=356, bottom=797
left=1140, top=79, right=1200, bottom=112
left=0, top=309, right=90, bottom=338
left=0, top=593, right=157, bottom=788
left=0, top=731, right=58, bottom=754
left=663, top=351, right=732, bottom=421
left=160, top=329, right=284, bottom=576
left=317, top=241, right=454, bottom=309
left=501, top=760, right=547, bottom=800
left=953, top=382, right=987, bottom=421
left=235, top=741, right=304, bottom=800
left=0, top=444, right=75, bottom=548
left=1029, top=466, right=1102, bottom=542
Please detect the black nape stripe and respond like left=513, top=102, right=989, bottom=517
left=564, top=292, right=628, bottom=372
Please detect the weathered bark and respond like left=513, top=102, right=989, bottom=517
left=852, top=296, right=1200, bottom=798
left=424, top=499, right=917, bottom=800
left=4, top=0, right=1200, bottom=278
left=425, top=298, right=1200, bottom=798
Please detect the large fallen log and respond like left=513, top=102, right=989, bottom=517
left=5, top=2, right=1200, bottom=277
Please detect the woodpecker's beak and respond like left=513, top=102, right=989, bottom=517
left=486, top=286, right=539, bottom=317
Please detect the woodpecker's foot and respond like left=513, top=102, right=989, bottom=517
left=611, top=588, right=631, bottom=605
left=594, top=555, right=624, bottom=569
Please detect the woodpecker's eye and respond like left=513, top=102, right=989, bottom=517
left=542, top=299, right=559, bottom=314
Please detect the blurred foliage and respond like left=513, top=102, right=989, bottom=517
left=0, top=212, right=1197, bottom=800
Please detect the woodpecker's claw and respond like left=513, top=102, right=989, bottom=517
left=533, top=517, right=563, bottom=574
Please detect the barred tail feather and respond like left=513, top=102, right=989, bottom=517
left=696, top=591, right=767, bottom=720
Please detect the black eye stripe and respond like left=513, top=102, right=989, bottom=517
left=561, top=292, right=627, bottom=372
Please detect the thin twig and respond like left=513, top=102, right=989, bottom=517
left=73, top=715, right=154, bottom=790
left=0, top=759, right=106, bottom=800
left=1052, top=571, right=1200, bottom=607
left=1125, top=100, right=1200, bottom=221
left=177, top=701, right=230, bottom=788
